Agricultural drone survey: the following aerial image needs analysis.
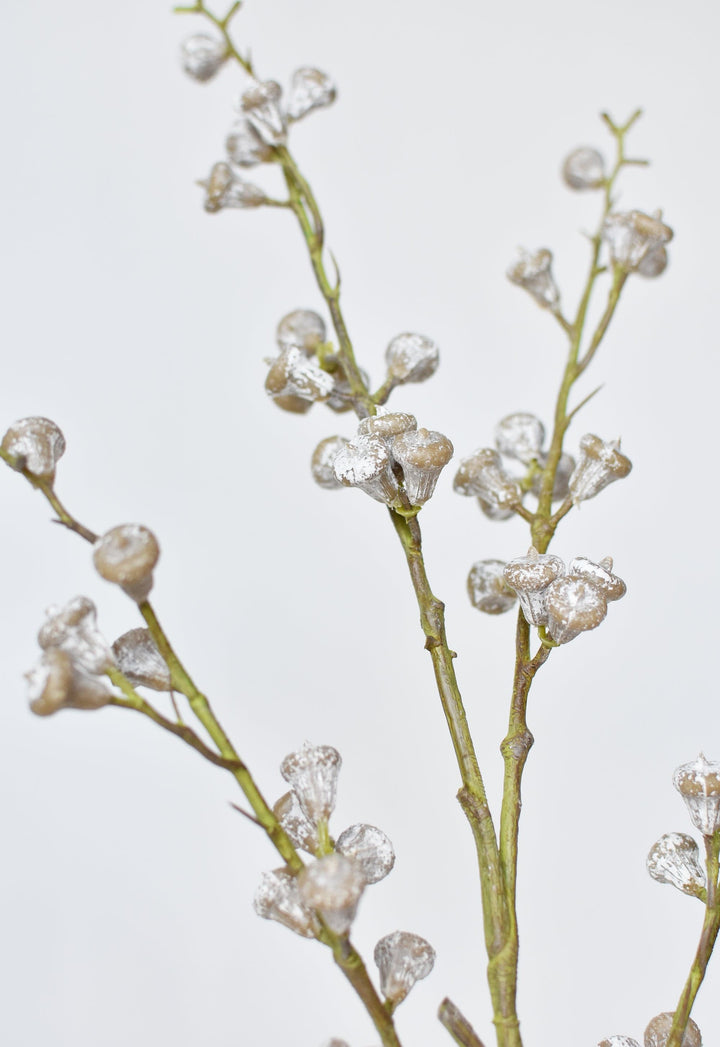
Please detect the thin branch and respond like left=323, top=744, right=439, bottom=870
left=439, top=998, right=487, bottom=1047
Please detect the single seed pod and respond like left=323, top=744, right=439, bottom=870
left=673, top=754, right=720, bottom=837
left=602, top=210, right=674, bottom=271
left=646, top=833, right=706, bottom=897
left=111, top=628, right=171, bottom=691
left=644, top=1012, right=702, bottom=1047
left=562, top=146, right=605, bottom=190
left=276, top=309, right=327, bottom=355
left=357, top=412, right=417, bottom=447
left=180, top=34, right=227, bottom=82
left=253, top=868, right=320, bottom=939
left=384, top=333, right=439, bottom=385
left=93, top=524, right=160, bottom=603
left=638, top=245, right=668, bottom=278
left=598, top=1038, right=641, bottom=1047
left=26, top=647, right=112, bottom=717
left=38, top=596, right=113, bottom=675
left=530, top=452, right=576, bottom=502
left=467, top=560, right=517, bottom=615
left=265, top=347, right=335, bottom=405
left=568, top=434, right=632, bottom=505
left=2, top=416, right=66, bottom=482
left=273, top=791, right=319, bottom=854
left=198, top=161, right=266, bottom=213
left=453, top=448, right=521, bottom=510
left=286, top=67, right=337, bottom=122
left=333, top=435, right=400, bottom=505
left=503, top=548, right=565, bottom=627
left=506, top=248, right=560, bottom=311
left=335, top=824, right=395, bottom=884
left=311, top=436, right=349, bottom=490
left=239, top=79, right=287, bottom=146
left=298, top=854, right=366, bottom=935
left=566, top=556, right=626, bottom=602
left=225, top=117, right=274, bottom=167
left=495, top=413, right=545, bottom=465
left=373, top=931, right=435, bottom=1006
left=280, top=742, right=342, bottom=826
left=392, top=428, right=453, bottom=505
left=545, top=576, right=608, bottom=644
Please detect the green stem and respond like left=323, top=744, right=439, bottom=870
left=438, top=997, right=488, bottom=1047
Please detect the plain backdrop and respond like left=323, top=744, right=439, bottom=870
left=1, top=0, right=719, bottom=1045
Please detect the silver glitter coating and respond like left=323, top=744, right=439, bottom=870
left=644, top=1012, right=702, bottom=1047
left=495, top=413, right=545, bottom=465
left=566, top=556, right=626, bottom=602
left=38, top=596, right=113, bottom=675
left=602, top=210, right=673, bottom=271
left=225, top=117, right=274, bottom=167
left=506, top=248, right=560, bottom=311
left=93, top=524, right=160, bottom=603
left=562, top=147, right=605, bottom=190
left=198, top=161, right=266, bottom=213
left=286, top=68, right=337, bottom=122
left=26, top=647, right=112, bottom=717
left=392, top=428, right=453, bottom=505
left=646, top=832, right=706, bottom=897
left=239, top=79, right=287, bottom=146
left=273, top=791, right=319, bottom=854
left=569, top=434, right=632, bottom=505
left=598, top=1038, right=641, bottom=1047
left=280, top=742, right=342, bottom=825
left=2, top=416, right=66, bottom=481
left=673, top=754, right=720, bottom=837
left=373, top=931, right=435, bottom=1005
left=333, top=435, right=400, bottom=505
left=298, top=854, right=366, bottom=935
left=335, top=824, right=395, bottom=884
left=111, top=628, right=171, bottom=691
left=545, top=576, right=608, bottom=644
left=253, top=868, right=320, bottom=938
left=453, top=448, right=521, bottom=510
left=503, top=548, right=565, bottom=627
left=467, top=560, right=517, bottom=615
left=265, top=346, right=335, bottom=404
left=276, top=309, right=327, bottom=355
left=358, top=412, right=417, bottom=446
left=311, top=436, right=349, bottom=490
left=385, top=333, right=440, bottom=384
left=180, top=34, right=227, bottom=83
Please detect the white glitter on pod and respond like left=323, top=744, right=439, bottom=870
left=392, top=428, right=453, bottom=506
left=495, top=413, right=545, bottom=465
left=253, top=868, right=320, bottom=938
left=644, top=1012, right=702, bottom=1047
left=280, top=742, right=342, bottom=826
left=373, top=931, right=435, bottom=1006
left=198, top=161, right=266, bottom=213
left=467, top=560, right=517, bottom=615
left=2, top=416, right=66, bottom=482
left=93, top=524, right=160, bottom=603
left=646, top=833, right=706, bottom=897
left=453, top=448, right=521, bottom=510
left=562, top=146, right=605, bottom=190
left=180, top=34, right=227, bottom=82
left=568, top=434, right=632, bottom=506
left=384, top=333, right=439, bottom=384
left=336, top=824, right=395, bottom=884
left=265, top=347, right=335, bottom=404
left=298, top=854, right=366, bottom=934
left=225, top=117, right=274, bottom=167
left=545, top=576, right=607, bottom=644
left=38, top=596, right=113, bottom=675
left=276, top=309, right=327, bottom=355
left=273, top=791, right=319, bottom=855
left=597, top=1038, right=641, bottom=1047
left=111, top=628, right=171, bottom=691
left=239, top=79, right=287, bottom=146
left=286, top=68, right=337, bottom=122
left=311, top=436, right=350, bottom=490
left=673, top=754, right=720, bottom=837
left=26, top=648, right=113, bottom=717
left=507, top=248, right=560, bottom=311
left=503, top=548, right=565, bottom=627
left=602, top=210, right=673, bottom=271
left=333, top=435, right=400, bottom=505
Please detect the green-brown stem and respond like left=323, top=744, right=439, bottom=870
left=439, top=997, right=488, bottom=1047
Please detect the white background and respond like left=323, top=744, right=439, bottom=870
left=1, top=0, right=719, bottom=1045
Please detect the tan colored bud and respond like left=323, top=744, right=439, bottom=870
left=93, top=524, right=160, bottom=602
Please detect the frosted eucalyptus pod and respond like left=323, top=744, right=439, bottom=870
left=2, top=416, right=66, bottom=482
left=568, top=434, right=632, bottom=505
left=335, top=824, right=395, bottom=884
left=598, top=1038, right=641, bottom=1047
left=646, top=833, right=706, bottom=897
left=638, top=245, right=668, bottom=278
left=280, top=742, right=342, bottom=826
left=503, top=547, right=565, bottom=626
left=26, top=647, right=112, bottom=717
left=93, top=524, right=160, bottom=603
left=373, top=931, right=435, bottom=1006
left=239, top=79, right=287, bottom=146
left=357, top=411, right=417, bottom=447
left=566, top=556, right=626, bottom=602
left=253, top=868, right=320, bottom=938
left=467, top=560, right=517, bottom=615
left=198, top=161, right=266, bottom=213
left=384, top=333, right=439, bottom=385
left=561, top=146, right=605, bottom=190
left=38, top=596, right=113, bottom=675
left=298, top=854, right=366, bottom=934
left=478, top=497, right=514, bottom=522
left=286, top=67, right=337, bottom=122
left=602, top=209, right=673, bottom=271
left=494, top=413, right=545, bottom=465
left=180, top=34, right=227, bottom=82
left=392, top=428, right=453, bottom=505
left=506, top=248, right=560, bottom=311
left=225, top=116, right=274, bottom=167
left=111, top=628, right=171, bottom=691
left=530, top=451, right=576, bottom=502
left=544, top=575, right=608, bottom=644
left=265, top=347, right=335, bottom=405
left=332, top=434, right=400, bottom=505
left=276, top=309, right=327, bottom=355
left=453, top=448, right=521, bottom=510
left=644, top=1012, right=702, bottom=1047
left=273, top=791, right=319, bottom=854
left=673, top=754, right=720, bottom=837
left=311, top=436, right=350, bottom=490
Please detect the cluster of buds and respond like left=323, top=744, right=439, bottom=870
left=1, top=416, right=66, bottom=484
left=598, top=1013, right=702, bottom=1047
left=311, top=412, right=453, bottom=509
left=501, top=548, right=626, bottom=642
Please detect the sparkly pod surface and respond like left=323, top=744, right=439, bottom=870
left=225, top=116, right=274, bottom=167
left=180, top=34, right=227, bottom=83
left=545, top=575, right=607, bottom=644
left=253, top=868, right=319, bottom=939
left=332, top=436, right=399, bottom=504
left=111, top=628, right=171, bottom=691
left=276, top=308, right=327, bottom=355
left=239, top=79, right=287, bottom=146
left=285, top=67, right=337, bottom=122
left=673, top=754, right=720, bottom=836
left=1, top=416, right=66, bottom=481
left=644, top=1012, right=702, bottom=1047
left=467, top=560, right=517, bottom=615
left=335, top=824, right=395, bottom=884
left=298, top=854, right=365, bottom=935
left=392, top=428, right=454, bottom=505
left=567, top=556, right=626, bottom=602
left=646, top=832, right=705, bottom=897
left=265, top=346, right=335, bottom=402
left=384, top=333, right=440, bottom=384
left=198, top=161, right=266, bottom=213
left=273, top=791, right=319, bottom=855
left=311, top=436, right=349, bottom=490
left=93, top=524, right=160, bottom=602
left=26, top=647, right=113, bottom=717
left=569, top=434, right=632, bottom=505
left=562, top=146, right=605, bottom=190
left=598, top=1037, right=641, bottom=1047
left=506, top=248, right=560, bottom=311
left=38, top=595, right=114, bottom=676
left=494, top=412, right=545, bottom=465
left=602, top=210, right=674, bottom=271
left=453, top=448, right=521, bottom=509
left=503, top=548, right=565, bottom=627
left=373, top=931, right=435, bottom=1005
left=357, top=412, right=417, bottom=444
left=280, top=742, right=342, bottom=825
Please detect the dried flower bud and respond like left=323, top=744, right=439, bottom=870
left=311, top=436, right=350, bottom=490
left=392, top=428, right=453, bottom=505
left=265, top=347, right=335, bottom=406
left=298, top=854, right=366, bottom=934
left=180, top=34, right=227, bottom=82
left=333, top=435, right=400, bottom=505
left=286, top=68, right=337, bottom=122
left=638, top=245, right=668, bottom=278
left=646, top=833, right=706, bottom=898
left=273, top=791, right=319, bottom=854
left=2, top=416, right=66, bottom=482
left=495, top=413, right=545, bottom=465
left=507, top=249, right=560, bottom=311
left=26, top=647, right=112, bottom=717
left=478, top=497, right=514, bottom=522
left=503, top=548, right=565, bottom=627
left=253, top=868, right=320, bottom=938
left=270, top=393, right=314, bottom=414
left=566, top=556, right=626, bottom=602
left=385, top=333, right=439, bottom=385
left=530, top=452, right=576, bottom=502
left=562, top=147, right=605, bottom=190
left=239, top=79, right=286, bottom=146
left=280, top=742, right=342, bottom=826
left=93, top=524, right=160, bottom=603
left=569, top=434, right=632, bottom=505
left=453, top=449, right=521, bottom=510
left=545, top=576, right=608, bottom=644
left=336, top=824, right=395, bottom=884
left=598, top=1038, right=640, bottom=1047
left=467, top=560, right=517, bottom=615
left=357, top=412, right=417, bottom=445
left=198, top=161, right=266, bottom=213
left=276, top=309, right=327, bottom=355
left=225, top=117, right=274, bottom=167
left=38, top=596, right=113, bottom=675
left=111, top=628, right=171, bottom=691
left=602, top=210, right=673, bottom=272
left=373, top=931, right=435, bottom=1006
left=673, top=754, right=720, bottom=837
left=644, top=1012, right=702, bottom=1047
